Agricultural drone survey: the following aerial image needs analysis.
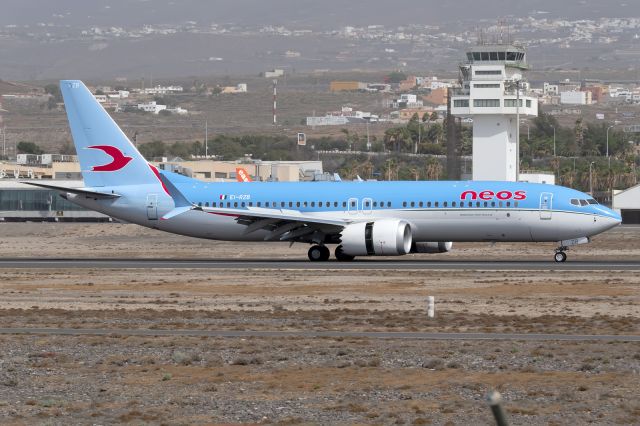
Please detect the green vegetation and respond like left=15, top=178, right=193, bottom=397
left=17, top=141, right=44, bottom=155
left=44, top=84, right=62, bottom=109
left=385, top=71, right=408, bottom=84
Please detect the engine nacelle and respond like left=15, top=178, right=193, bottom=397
left=340, top=219, right=412, bottom=256
left=411, top=241, right=453, bottom=254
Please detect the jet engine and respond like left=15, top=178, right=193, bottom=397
left=340, top=219, right=412, bottom=256
left=411, top=241, right=453, bottom=254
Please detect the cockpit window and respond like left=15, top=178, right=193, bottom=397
left=587, top=198, right=598, bottom=205
left=579, top=199, right=589, bottom=206
left=570, top=199, right=580, bottom=206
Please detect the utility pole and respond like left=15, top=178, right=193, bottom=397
left=589, top=161, right=595, bottom=195
left=205, top=120, right=208, bottom=158
left=606, top=124, right=614, bottom=169
left=516, top=79, right=520, bottom=181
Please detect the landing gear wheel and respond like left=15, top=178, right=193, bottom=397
left=308, top=245, right=330, bottom=261
left=335, top=245, right=355, bottom=262
left=554, top=251, right=567, bottom=263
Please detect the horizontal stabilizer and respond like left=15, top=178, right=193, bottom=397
left=22, top=181, right=120, bottom=198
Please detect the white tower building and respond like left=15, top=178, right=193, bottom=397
left=451, top=44, right=538, bottom=181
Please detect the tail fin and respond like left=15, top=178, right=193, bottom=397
left=236, top=167, right=253, bottom=182
left=60, top=80, right=158, bottom=188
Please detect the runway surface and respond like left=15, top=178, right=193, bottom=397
left=1, top=258, right=639, bottom=270
left=1, top=328, right=638, bottom=341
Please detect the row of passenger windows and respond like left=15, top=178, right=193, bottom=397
left=570, top=198, right=598, bottom=206
left=403, top=200, right=519, bottom=208
left=197, top=200, right=519, bottom=209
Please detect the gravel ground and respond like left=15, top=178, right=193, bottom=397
left=0, top=223, right=638, bottom=424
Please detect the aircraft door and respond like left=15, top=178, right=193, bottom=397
left=347, top=198, right=358, bottom=215
left=362, top=198, right=373, bottom=215
left=539, top=192, right=552, bottom=220
left=146, top=194, right=158, bottom=220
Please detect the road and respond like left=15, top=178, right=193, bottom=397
left=0, top=258, right=639, bottom=270
left=0, top=328, right=638, bottom=341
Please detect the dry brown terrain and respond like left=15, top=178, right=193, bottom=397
left=0, top=223, right=639, bottom=424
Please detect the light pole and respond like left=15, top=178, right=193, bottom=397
left=589, top=161, right=595, bottom=195
left=205, top=120, right=208, bottom=158
left=551, top=125, right=556, bottom=157
left=606, top=124, right=614, bottom=169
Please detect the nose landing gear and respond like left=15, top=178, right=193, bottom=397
left=554, top=249, right=567, bottom=263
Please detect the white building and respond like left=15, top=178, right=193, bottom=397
left=613, top=184, right=640, bottom=224
left=391, top=94, right=423, bottom=108
left=137, top=101, right=167, bottom=114
left=543, top=82, right=559, bottom=95
left=560, top=91, right=592, bottom=105
left=264, top=69, right=285, bottom=78
left=141, top=85, right=183, bottom=95
left=451, top=44, right=539, bottom=181
left=166, top=107, right=188, bottom=115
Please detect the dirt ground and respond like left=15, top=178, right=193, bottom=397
left=0, top=223, right=639, bottom=424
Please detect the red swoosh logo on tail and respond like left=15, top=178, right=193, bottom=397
left=87, top=145, right=133, bottom=172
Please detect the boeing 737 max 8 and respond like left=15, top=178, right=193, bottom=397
left=27, top=81, right=622, bottom=262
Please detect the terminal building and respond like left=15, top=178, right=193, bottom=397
left=0, top=157, right=326, bottom=221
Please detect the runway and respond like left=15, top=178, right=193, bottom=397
left=1, top=258, right=639, bottom=270
left=1, top=327, right=638, bottom=341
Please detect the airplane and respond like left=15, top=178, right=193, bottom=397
left=26, top=80, right=622, bottom=263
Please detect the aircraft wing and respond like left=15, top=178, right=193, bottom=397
left=21, top=181, right=121, bottom=199
left=158, top=173, right=350, bottom=241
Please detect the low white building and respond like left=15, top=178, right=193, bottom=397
left=391, top=94, right=423, bottom=109
left=560, top=91, right=592, bottom=105
left=613, top=184, right=640, bottom=224
left=166, top=106, right=188, bottom=115
left=137, top=101, right=167, bottom=114
left=141, top=85, right=183, bottom=95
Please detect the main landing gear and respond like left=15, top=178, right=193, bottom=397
left=308, top=245, right=330, bottom=261
left=307, top=245, right=356, bottom=262
left=554, top=247, right=568, bottom=263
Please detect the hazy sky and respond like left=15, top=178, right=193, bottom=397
left=2, top=0, right=639, bottom=27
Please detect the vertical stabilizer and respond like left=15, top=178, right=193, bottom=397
left=60, top=80, right=157, bottom=187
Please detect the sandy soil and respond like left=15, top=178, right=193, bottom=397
left=0, top=223, right=638, bottom=424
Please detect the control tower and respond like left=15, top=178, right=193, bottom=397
left=451, top=44, right=538, bottom=181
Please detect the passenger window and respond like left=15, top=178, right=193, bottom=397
left=205, top=202, right=209, bottom=207
left=419, top=201, right=423, bottom=207
left=265, top=202, right=270, bottom=207
left=387, top=202, right=391, bottom=207
left=514, top=202, right=519, bottom=208
left=350, top=201, right=356, bottom=207
left=296, top=202, right=301, bottom=207
left=410, top=201, right=415, bottom=207
left=198, top=202, right=202, bottom=207
left=319, top=202, right=323, bottom=207
left=311, top=202, right=316, bottom=207
left=289, top=202, right=293, bottom=207
left=212, top=202, right=217, bottom=207
left=483, top=202, right=488, bottom=207
left=468, top=202, right=473, bottom=207
left=427, top=202, right=431, bottom=207
left=491, top=202, right=496, bottom=207
left=234, top=202, right=238, bottom=207
left=506, top=201, right=510, bottom=207
left=403, top=202, right=407, bottom=207
left=498, top=201, right=503, bottom=208
left=304, top=201, right=308, bottom=207
left=580, top=199, right=588, bottom=206
left=364, top=201, right=370, bottom=207
left=476, top=201, right=481, bottom=207
left=452, top=201, right=457, bottom=207
left=334, top=202, right=338, bottom=207
left=257, top=202, right=261, bottom=207
left=279, top=202, right=284, bottom=207
left=342, top=202, right=347, bottom=208
left=241, top=202, right=245, bottom=207
left=248, top=202, right=253, bottom=207
left=227, top=202, right=231, bottom=208
left=373, top=201, right=378, bottom=207
left=435, top=202, right=439, bottom=207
